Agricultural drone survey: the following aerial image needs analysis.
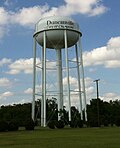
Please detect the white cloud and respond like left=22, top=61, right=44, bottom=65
left=24, top=88, right=33, bottom=94
left=0, top=78, right=11, bottom=87
left=0, top=91, right=14, bottom=100
left=63, top=76, right=94, bottom=94
left=89, top=4, right=107, bottom=16
left=62, top=76, right=95, bottom=107
left=11, top=0, right=107, bottom=27
left=63, top=76, right=78, bottom=86
left=0, top=97, right=31, bottom=106
left=2, top=91, right=13, bottom=97
left=15, top=98, right=31, bottom=105
left=0, top=7, right=10, bottom=39
left=85, top=77, right=93, bottom=88
left=0, top=0, right=107, bottom=41
left=6, top=58, right=57, bottom=75
left=46, top=60, right=56, bottom=70
left=86, top=86, right=94, bottom=96
left=0, top=7, right=9, bottom=25
left=7, top=58, right=38, bottom=74
left=63, top=0, right=107, bottom=16
left=101, top=92, right=120, bottom=102
left=11, top=5, right=49, bottom=27
left=84, top=77, right=95, bottom=103
left=105, top=60, right=120, bottom=68
left=83, top=36, right=120, bottom=68
left=0, top=0, right=107, bottom=39
left=0, top=58, right=11, bottom=67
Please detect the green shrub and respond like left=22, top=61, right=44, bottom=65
left=47, top=121, right=55, bottom=129
left=69, top=120, right=78, bottom=128
left=25, top=119, right=35, bottom=130
left=78, top=120, right=83, bottom=128
left=115, top=117, right=120, bottom=127
left=55, top=120, right=65, bottom=129
left=8, top=121, right=19, bottom=131
left=103, top=120, right=109, bottom=127
left=0, top=121, right=8, bottom=132
left=88, top=120, right=99, bottom=127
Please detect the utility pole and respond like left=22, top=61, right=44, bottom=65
left=93, top=79, right=100, bottom=127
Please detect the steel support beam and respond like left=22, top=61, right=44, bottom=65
left=32, top=38, right=37, bottom=121
left=41, top=47, right=44, bottom=126
left=43, top=31, right=46, bottom=127
left=79, top=37, right=87, bottom=121
left=64, top=30, right=71, bottom=121
left=56, top=49, right=63, bottom=120
left=75, top=44, right=83, bottom=120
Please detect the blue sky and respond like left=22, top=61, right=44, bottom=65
left=0, top=0, right=120, bottom=106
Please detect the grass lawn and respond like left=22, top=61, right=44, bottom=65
left=0, top=127, right=120, bottom=148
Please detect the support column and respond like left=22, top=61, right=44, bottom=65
left=56, top=49, right=63, bottom=121
left=64, top=30, right=71, bottom=122
left=32, top=37, right=37, bottom=121
left=79, top=37, right=87, bottom=121
left=43, top=31, right=46, bottom=127
left=75, top=44, right=83, bottom=120
left=41, top=47, right=44, bottom=126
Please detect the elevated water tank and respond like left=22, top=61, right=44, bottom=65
left=34, top=16, right=82, bottom=49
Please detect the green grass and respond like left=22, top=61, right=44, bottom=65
left=0, top=127, right=120, bottom=148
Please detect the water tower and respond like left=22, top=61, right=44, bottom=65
left=32, top=16, right=87, bottom=127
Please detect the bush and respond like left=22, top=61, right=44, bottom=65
left=25, top=119, right=35, bottom=130
left=88, top=120, right=99, bottom=127
left=0, top=121, right=8, bottom=132
left=78, top=120, right=83, bottom=128
left=69, top=120, right=78, bottom=128
left=115, top=117, right=120, bottom=127
left=47, top=121, right=55, bottom=129
left=8, top=121, right=19, bottom=131
left=103, top=120, right=109, bottom=127
left=55, top=120, right=65, bottom=129
left=83, top=121, right=89, bottom=127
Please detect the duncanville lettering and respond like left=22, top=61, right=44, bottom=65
left=47, top=20, right=74, bottom=26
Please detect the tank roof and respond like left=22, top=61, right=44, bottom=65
left=34, top=16, right=81, bottom=36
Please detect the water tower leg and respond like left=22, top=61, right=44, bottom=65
left=43, top=31, right=47, bottom=127
left=56, top=49, right=63, bottom=121
left=79, top=37, right=87, bottom=122
left=75, top=44, right=83, bottom=120
left=64, top=30, right=71, bottom=122
left=41, top=47, right=44, bottom=126
left=32, top=38, right=37, bottom=122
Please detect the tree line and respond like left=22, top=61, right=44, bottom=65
left=0, top=98, right=120, bottom=128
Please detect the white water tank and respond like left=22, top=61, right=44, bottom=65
left=34, top=16, right=82, bottom=49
